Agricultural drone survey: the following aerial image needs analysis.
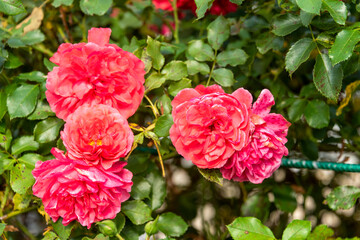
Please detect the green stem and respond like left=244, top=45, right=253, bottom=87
left=0, top=206, right=37, bottom=221
left=171, top=0, right=180, bottom=43
left=32, top=44, right=53, bottom=57
left=206, top=49, right=218, bottom=87
left=116, top=234, right=125, bottom=240
left=309, top=25, right=321, bottom=55
left=14, top=219, right=36, bottom=240
left=144, top=95, right=159, bottom=119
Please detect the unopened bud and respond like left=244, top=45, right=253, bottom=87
left=97, top=220, right=117, bottom=237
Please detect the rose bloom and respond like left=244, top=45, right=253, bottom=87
left=32, top=148, right=133, bottom=229
left=152, top=0, right=237, bottom=15
left=46, top=28, right=145, bottom=121
left=220, top=89, right=291, bottom=184
left=61, top=104, right=134, bottom=170
left=170, top=85, right=251, bottom=169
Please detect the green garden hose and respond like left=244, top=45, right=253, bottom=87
left=281, top=158, right=360, bottom=172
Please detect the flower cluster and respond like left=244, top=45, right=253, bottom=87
left=170, top=85, right=290, bottom=184
left=32, top=28, right=145, bottom=228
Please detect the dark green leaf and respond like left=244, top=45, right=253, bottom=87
left=147, top=170, right=166, bottom=210
left=313, top=54, right=343, bottom=101
left=161, top=61, right=188, bottom=81
left=207, top=16, right=230, bottom=50
left=168, top=78, right=191, bottom=97
left=147, top=37, right=165, bottom=70
left=131, top=176, right=151, bottom=200
left=154, top=114, right=173, bottom=138
left=52, top=0, right=74, bottom=7
left=158, top=213, right=188, bottom=237
left=121, top=225, right=142, bottom=240
left=4, top=53, right=23, bottom=69
left=28, top=101, right=55, bottom=120
left=8, top=30, right=45, bottom=48
left=304, top=100, right=330, bottom=128
left=34, top=117, right=64, bottom=144
left=17, top=71, right=45, bottom=83
left=282, top=220, right=311, bottom=240
left=79, top=0, right=112, bottom=16
left=241, top=193, right=270, bottom=222
left=52, top=220, right=74, bottom=240
left=321, top=0, right=347, bottom=25
left=145, top=73, right=167, bottom=93
left=186, top=60, right=210, bottom=75
left=0, top=154, right=13, bottom=175
left=115, top=214, right=126, bottom=233
left=43, top=58, right=57, bottom=71
left=187, top=40, right=215, bottom=62
left=157, top=95, right=172, bottom=114
left=285, top=38, right=316, bottom=74
left=307, top=225, right=334, bottom=240
left=0, top=89, right=7, bottom=121
left=7, top=84, right=39, bottom=119
left=273, top=185, right=297, bottom=213
left=217, top=49, right=248, bottom=67
left=226, top=217, right=275, bottom=240
left=296, top=0, right=321, bottom=14
left=10, top=163, right=34, bottom=194
left=300, top=10, right=315, bottom=26
left=212, top=68, right=234, bottom=87
left=256, top=32, right=284, bottom=54
left=288, top=99, right=307, bottom=122
left=11, top=136, right=39, bottom=155
left=194, top=0, right=214, bottom=19
left=329, top=29, right=360, bottom=65
left=229, top=0, right=243, bottom=5
left=272, top=14, right=302, bottom=36
left=0, top=0, right=26, bottom=15
left=326, top=186, right=360, bottom=210
left=198, top=168, right=223, bottom=186
left=122, top=200, right=153, bottom=225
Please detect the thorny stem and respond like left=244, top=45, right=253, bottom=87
left=0, top=206, right=37, bottom=221
left=206, top=49, right=217, bottom=87
left=171, top=0, right=180, bottom=43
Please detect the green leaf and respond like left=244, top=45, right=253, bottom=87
left=0, top=0, right=26, bottom=15
left=321, top=0, right=347, bottom=25
left=313, top=54, right=343, bottom=101
left=122, top=200, right=153, bottom=225
left=114, top=214, right=126, bottom=233
left=4, top=53, right=23, bottom=69
left=282, top=220, right=311, bottom=240
left=187, top=40, right=215, bottom=62
left=326, top=186, right=360, bottom=210
left=154, top=114, right=173, bottom=138
left=131, top=176, right=151, bottom=200
left=11, top=136, right=39, bottom=155
left=43, top=231, right=58, bottom=240
left=168, top=78, right=192, bottom=97
left=52, top=0, right=74, bottom=7
left=241, top=193, right=270, bottom=221
left=0, top=129, right=12, bottom=151
left=147, top=37, right=165, bottom=70
left=226, top=217, right=275, bottom=240
left=194, top=0, right=214, bottom=19
left=256, top=32, right=284, bottom=54
left=300, top=10, right=315, bottom=26
left=212, top=68, right=234, bottom=87
left=10, top=163, right=34, bottom=194
left=43, top=58, right=57, bottom=72
left=147, top=170, right=166, bottom=210
left=52, top=220, right=74, bottom=240
left=207, top=16, right=230, bottom=50
left=157, top=95, right=172, bottom=114
left=288, top=99, right=307, bottom=122
left=272, top=14, right=302, bottom=36
left=18, top=153, right=43, bottom=169
left=0, top=89, right=7, bottom=121
left=0, top=223, right=5, bottom=236
left=13, top=192, right=32, bottom=210
left=0, top=153, right=13, bottom=175
left=296, top=0, right=321, bottom=14
left=307, top=225, right=334, bottom=240
left=217, top=49, right=248, bottom=67
left=158, top=213, right=188, bottom=237
left=161, top=61, right=188, bottom=81
left=7, top=30, right=45, bottom=48
left=34, top=117, right=64, bottom=144
left=17, top=71, right=45, bottom=83
left=79, top=0, right=112, bottom=16
left=28, top=101, right=55, bottom=120
left=329, top=29, right=360, bottom=65
left=186, top=60, right=210, bottom=75
left=229, top=0, right=243, bottom=5
left=285, top=38, right=316, bottom=74
left=304, top=100, right=330, bottom=128
left=316, top=32, right=333, bottom=48
left=273, top=185, right=297, bottom=213
left=198, top=168, right=223, bottom=186
left=145, top=73, right=167, bottom=93
left=7, top=84, right=39, bottom=119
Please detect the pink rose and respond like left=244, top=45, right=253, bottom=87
left=32, top=148, right=132, bottom=229
left=220, top=89, right=291, bottom=184
left=46, top=28, right=145, bottom=121
left=61, top=104, right=134, bottom=169
left=170, top=85, right=251, bottom=169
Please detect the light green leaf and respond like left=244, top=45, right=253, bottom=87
left=282, top=220, right=311, bottom=240
left=13, top=192, right=32, bottom=210
left=0, top=223, right=5, bottom=236
left=131, top=176, right=151, bottom=200
left=147, top=170, right=166, bottom=210
left=288, top=99, right=307, bottom=122
left=186, top=60, right=210, bottom=75
left=168, top=78, right=192, bottom=96
left=229, top=0, right=243, bottom=5
left=158, top=213, right=188, bottom=237
left=326, top=186, right=360, bottom=210
left=52, top=0, right=74, bottom=7
left=11, top=136, right=39, bottom=155
left=329, top=29, right=360, bottom=65
left=52, top=220, right=74, bottom=240
left=154, top=114, right=173, bottom=137
left=296, top=0, right=321, bottom=14
left=285, top=38, right=316, bottom=74
left=187, top=40, right=215, bottom=62
left=272, top=14, right=302, bottom=36
left=194, top=0, right=214, bottom=19
left=79, top=0, right=112, bottom=16
left=28, top=101, right=55, bottom=120
left=145, top=73, right=167, bottom=93
left=321, top=0, right=347, bottom=25
left=7, top=84, right=39, bottom=119
left=0, top=0, right=26, bottom=15
left=217, top=49, right=248, bottom=67
left=307, top=225, right=334, bottom=240
left=313, top=53, right=343, bottom=101
left=300, top=10, right=315, bottom=27
left=207, top=16, right=230, bottom=50
left=198, top=168, right=223, bottom=186
left=34, top=117, right=64, bottom=144
left=226, top=217, right=275, bottom=240
left=304, top=100, right=330, bottom=128
left=17, top=71, right=45, bottom=83
left=4, top=53, right=23, bottom=69
left=122, top=200, right=153, bottom=225
left=18, top=153, right=43, bottom=170
left=7, top=30, right=45, bottom=48
left=10, top=163, right=34, bottom=194
left=212, top=68, right=234, bottom=87
left=161, top=61, right=188, bottom=81
left=147, top=37, right=165, bottom=70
